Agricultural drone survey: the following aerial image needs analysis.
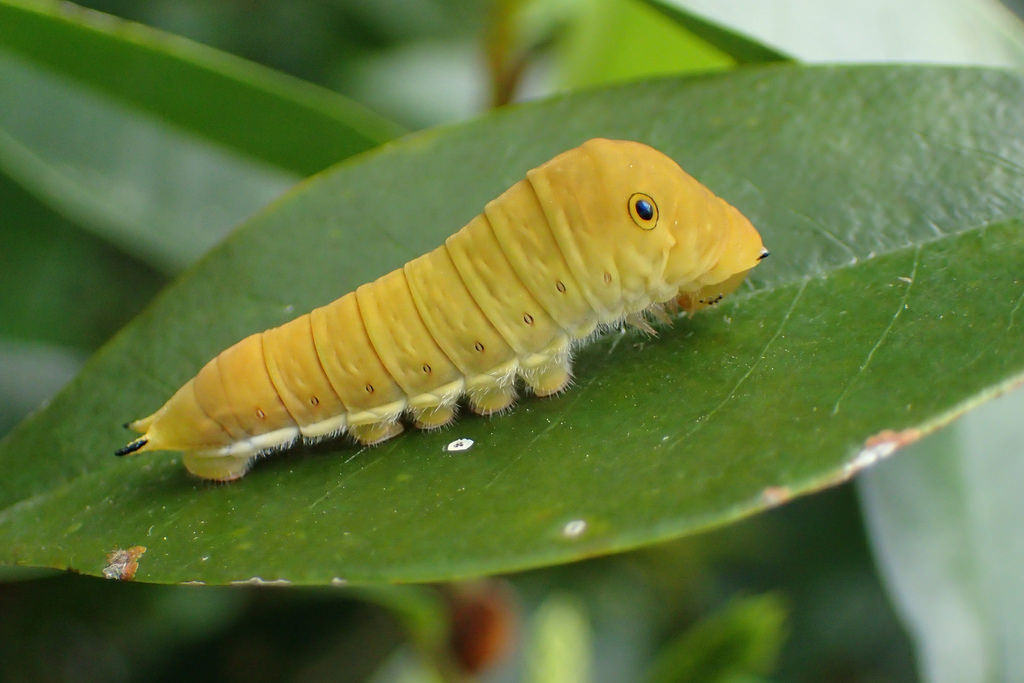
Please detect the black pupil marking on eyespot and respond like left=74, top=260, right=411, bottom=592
left=635, top=199, right=654, bottom=220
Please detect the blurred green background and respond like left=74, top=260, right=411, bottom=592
left=3, top=0, right=1024, bottom=680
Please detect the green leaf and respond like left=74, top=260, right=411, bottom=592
left=0, top=173, right=164, bottom=436
left=638, top=0, right=790, bottom=64
left=0, top=338, right=82, bottom=437
left=858, top=387, right=1024, bottom=682
left=655, top=0, right=1024, bottom=66
left=0, top=0, right=402, bottom=176
left=0, top=0, right=403, bottom=270
left=0, top=65, right=1022, bottom=585
left=0, top=173, right=163, bottom=351
left=646, top=593, right=788, bottom=683
left=556, top=0, right=738, bottom=89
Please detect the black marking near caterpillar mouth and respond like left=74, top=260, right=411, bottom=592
left=758, top=249, right=770, bottom=261
left=115, top=438, right=147, bottom=457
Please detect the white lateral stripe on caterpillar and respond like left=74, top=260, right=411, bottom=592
left=117, top=138, right=768, bottom=481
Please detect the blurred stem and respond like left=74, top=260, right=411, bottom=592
left=352, top=580, right=520, bottom=681
left=443, top=580, right=518, bottom=676
left=485, top=0, right=529, bottom=108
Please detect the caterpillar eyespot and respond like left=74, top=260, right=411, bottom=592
left=116, top=138, right=768, bottom=481
left=628, top=192, right=658, bottom=229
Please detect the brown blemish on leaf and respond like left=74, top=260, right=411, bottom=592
left=863, top=428, right=922, bottom=451
left=102, top=545, right=146, bottom=581
left=842, top=428, right=923, bottom=481
left=760, top=486, right=792, bottom=506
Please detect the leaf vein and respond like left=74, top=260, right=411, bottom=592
left=668, top=279, right=809, bottom=449
left=1008, top=287, right=1024, bottom=331
left=831, top=245, right=921, bottom=415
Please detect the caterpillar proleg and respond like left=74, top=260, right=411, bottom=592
left=117, top=139, right=768, bottom=481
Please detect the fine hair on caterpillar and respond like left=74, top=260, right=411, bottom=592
left=117, top=138, right=768, bottom=481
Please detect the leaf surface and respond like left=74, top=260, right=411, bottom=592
left=1, top=65, right=1022, bottom=584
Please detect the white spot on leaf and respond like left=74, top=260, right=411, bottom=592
left=446, top=438, right=475, bottom=453
left=562, top=519, right=587, bottom=538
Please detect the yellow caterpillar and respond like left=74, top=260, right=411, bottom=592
left=116, top=139, right=768, bottom=481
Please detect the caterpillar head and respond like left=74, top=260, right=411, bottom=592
left=526, top=138, right=766, bottom=315
left=583, top=139, right=768, bottom=312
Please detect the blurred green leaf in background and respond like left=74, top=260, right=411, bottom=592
left=2, top=0, right=1024, bottom=681
left=860, top=387, right=1024, bottom=683
left=658, top=0, right=1024, bottom=66
left=0, top=0, right=403, bottom=271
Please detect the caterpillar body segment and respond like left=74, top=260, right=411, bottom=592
left=263, top=315, right=347, bottom=438
left=404, top=246, right=517, bottom=378
left=119, top=138, right=768, bottom=481
left=310, top=292, right=406, bottom=430
left=404, top=246, right=523, bottom=415
left=356, top=270, right=465, bottom=410
left=484, top=178, right=594, bottom=338
left=445, top=213, right=568, bottom=356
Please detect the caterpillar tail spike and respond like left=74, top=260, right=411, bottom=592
left=117, top=138, right=767, bottom=481
left=115, top=438, right=148, bottom=457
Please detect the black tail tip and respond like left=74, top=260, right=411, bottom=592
left=758, top=249, right=770, bottom=261
left=115, top=438, right=147, bottom=457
